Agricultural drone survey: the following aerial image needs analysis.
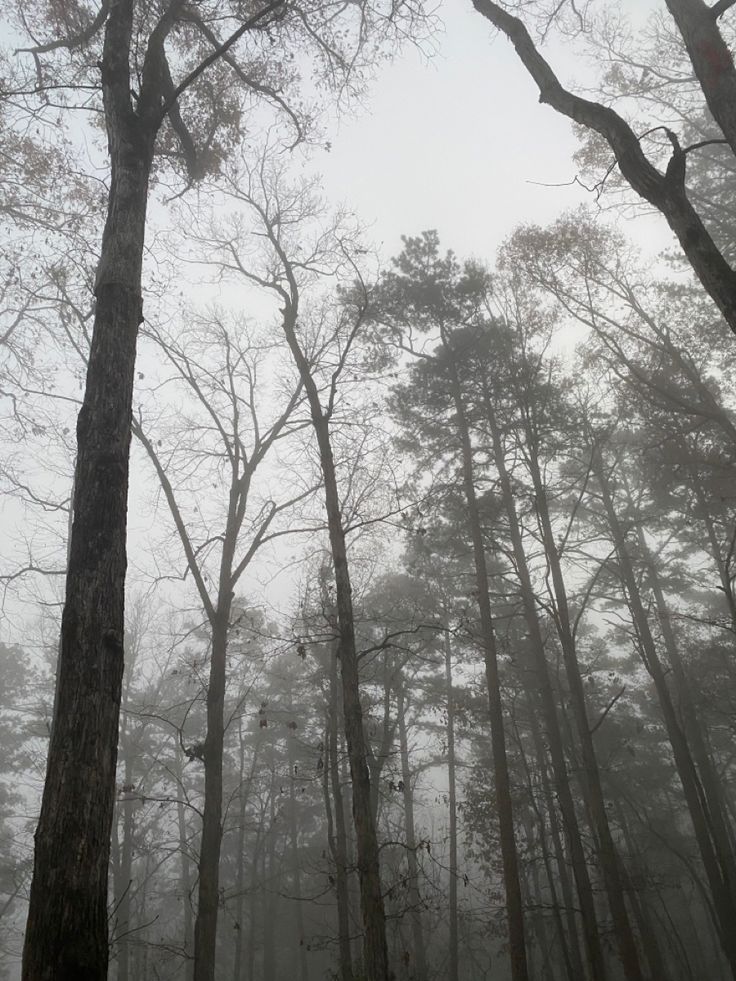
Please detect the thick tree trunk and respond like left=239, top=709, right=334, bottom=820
left=396, top=680, right=428, bottom=981
left=22, top=61, right=154, bottom=975
left=664, top=0, right=736, bottom=157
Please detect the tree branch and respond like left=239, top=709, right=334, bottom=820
left=161, top=0, right=286, bottom=119
left=711, top=0, right=736, bottom=17
left=15, top=0, right=110, bottom=55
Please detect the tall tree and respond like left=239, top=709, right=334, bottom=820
left=3, top=0, right=428, bottom=974
left=371, top=232, right=531, bottom=981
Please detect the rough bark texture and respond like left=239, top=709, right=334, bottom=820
left=664, top=0, right=736, bottom=156
left=22, top=5, right=154, bottom=971
left=471, top=0, right=736, bottom=337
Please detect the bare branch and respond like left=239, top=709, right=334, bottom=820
left=15, top=0, right=111, bottom=55
left=589, top=685, right=627, bottom=736
left=162, top=0, right=286, bottom=118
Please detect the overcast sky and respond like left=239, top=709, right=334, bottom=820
left=314, top=0, right=669, bottom=265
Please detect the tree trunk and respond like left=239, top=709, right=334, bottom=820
left=482, top=392, right=627, bottom=981
left=594, top=444, right=736, bottom=978
left=22, top=27, right=155, bottom=969
left=287, top=726, right=310, bottom=981
left=326, top=647, right=355, bottom=981
left=446, top=365, right=530, bottom=981
left=634, top=518, right=736, bottom=909
left=519, top=708, right=584, bottom=981
left=194, top=608, right=231, bottom=981
left=396, top=679, right=428, bottom=981
left=614, top=803, right=669, bottom=981
left=113, top=750, right=135, bottom=981
left=176, top=748, right=195, bottom=981
left=442, top=629, right=460, bottom=981
left=519, top=407, right=644, bottom=981
left=263, top=784, right=279, bottom=981
left=664, top=0, right=736, bottom=157
left=280, top=306, right=390, bottom=981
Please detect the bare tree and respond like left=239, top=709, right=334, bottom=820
left=134, top=312, right=318, bottom=981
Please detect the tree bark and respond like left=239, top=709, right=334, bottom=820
left=664, top=0, right=736, bottom=157
left=22, top=8, right=155, bottom=971
left=326, top=647, right=355, bottom=981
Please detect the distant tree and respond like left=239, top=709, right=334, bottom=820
left=133, top=313, right=316, bottom=979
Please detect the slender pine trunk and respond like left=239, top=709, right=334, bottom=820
left=396, top=680, right=428, bottom=981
